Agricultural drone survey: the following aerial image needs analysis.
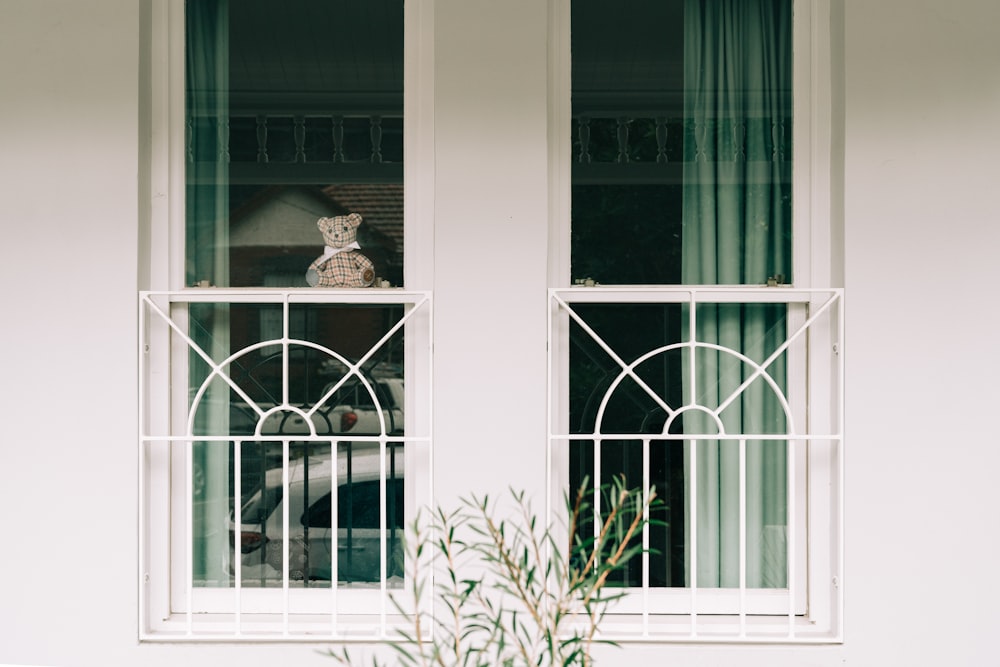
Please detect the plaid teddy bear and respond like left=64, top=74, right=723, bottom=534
left=306, top=213, right=376, bottom=287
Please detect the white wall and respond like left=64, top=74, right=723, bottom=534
left=2, top=0, right=999, bottom=665
left=432, top=0, right=550, bottom=508
left=842, top=0, right=1000, bottom=664
left=0, top=1, right=143, bottom=664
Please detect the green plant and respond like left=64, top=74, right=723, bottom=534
left=329, top=477, right=659, bottom=667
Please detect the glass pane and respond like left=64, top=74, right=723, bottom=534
left=570, top=0, right=792, bottom=286
left=185, top=0, right=404, bottom=289
left=186, top=302, right=406, bottom=589
left=683, top=302, right=789, bottom=589
left=569, top=0, right=792, bottom=590
left=568, top=304, right=686, bottom=587
left=232, top=441, right=404, bottom=588
left=567, top=301, right=789, bottom=589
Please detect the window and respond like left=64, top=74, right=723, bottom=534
left=548, top=0, right=842, bottom=640
left=184, top=0, right=405, bottom=290
left=139, top=0, right=433, bottom=638
left=140, top=0, right=837, bottom=645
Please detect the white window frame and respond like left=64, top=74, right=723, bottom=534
left=139, top=0, right=436, bottom=641
left=545, top=0, right=842, bottom=642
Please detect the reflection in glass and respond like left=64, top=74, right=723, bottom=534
left=184, top=0, right=406, bottom=590
left=185, top=0, right=404, bottom=289
left=569, top=0, right=792, bottom=590
left=230, top=441, right=404, bottom=588
left=568, top=302, right=789, bottom=589
left=186, top=302, right=406, bottom=589
left=569, top=304, right=686, bottom=587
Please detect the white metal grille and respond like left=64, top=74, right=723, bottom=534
left=548, top=287, right=843, bottom=642
left=139, top=290, right=432, bottom=641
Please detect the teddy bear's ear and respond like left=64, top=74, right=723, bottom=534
left=317, top=216, right=333, bottom=232
left=345, top=212, right=363, bottom=230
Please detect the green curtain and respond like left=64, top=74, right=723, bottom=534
left=681, top=0, right=791, bottom=589
left=186, top=0, right=231, bottom=586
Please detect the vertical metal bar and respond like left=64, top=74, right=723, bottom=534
left=346, top=442, right=353, bottom=577
left=545, top=293, right=554, bottom=613
left=186, top=438, right=194, bottom=636
left=258, top=439, right=267, bottom=588
left=689, top=437, right=698, bottom=637
left=593, top=436, right=601, bottom=560
left=234, top=438, right=242, bottom=636
left=303, top=439, right=310, bottom=590
left=688, top=289, right=699, bottom=637
left=379, top=433, right=388, bottom=635
left=787, top=436, right=796, bottom=638
left=330, top=438, right=339, bottom=637
left=388, top=442, right=398, bottom=585
left=282, top=438, right=290, bottom=635
left=688, top=290, right=698, bottom=406
left=282, top=296, right=290, bottom=406
left=642, top=436, right=651, bottom=637
left=738, top=437, right=747, bottom=638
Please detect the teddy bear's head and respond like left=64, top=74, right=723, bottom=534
left=317, top=212, right=363, bottom=249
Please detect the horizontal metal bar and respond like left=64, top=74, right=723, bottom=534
left=140, top=633, right=837, bottom=645
left=141, top=289, right=430, bottom=304
left=551, top=286, right=840, bottom=304
left=548, top=433, right=840, bottom=441
left=139, top=435, right=430, bottom=443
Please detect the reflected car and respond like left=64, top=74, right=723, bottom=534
left=244, top=377, right=405, bottom=438
left=230, top=442, right=405, bottom=586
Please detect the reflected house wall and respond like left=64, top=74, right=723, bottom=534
left=322, top=184, right=404, bottom=286
left=229, top=186, right=336, bottom=287
left=228, top=185, right=403, bottom=288
left=3, top=0, right=1000, bottom=666
left=228, top=185, right=405, bottom=404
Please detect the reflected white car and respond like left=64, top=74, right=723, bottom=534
left=230, top=442, right=405, bottom=586
left=244, top=377, right=405, bottom=438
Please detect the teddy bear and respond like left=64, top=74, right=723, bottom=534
left=305, top=212, right=376, bottom=287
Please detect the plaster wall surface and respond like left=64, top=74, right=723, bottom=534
left=841, top=1, right=1000, bottom=664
